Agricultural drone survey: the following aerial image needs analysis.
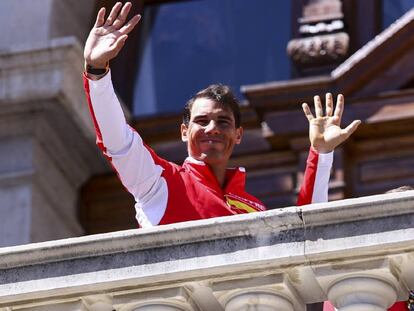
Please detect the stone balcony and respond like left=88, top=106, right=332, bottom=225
left=1, top=191, right=413, bottom=311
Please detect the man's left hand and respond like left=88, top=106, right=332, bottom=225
left=302, top=93, right=361, bottom=153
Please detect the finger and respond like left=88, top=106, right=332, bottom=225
left=341, top=120, right=361, bottom=138
left=119, top=15, right=141, bottom=35
left=302, top=103, right=314, bottom=122
left=94, top=7, right=106, bottom=27
left=105, top=2, right=123, bottom=26
left=314, top=95, right=323, bottom=117
left=113, top=2, right=132, bottom=29
left=325, top=93, right=333, bottom=117
left=334, top=94, right=345, bottom=121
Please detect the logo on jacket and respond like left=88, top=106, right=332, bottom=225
left=225, top=193, right=266, bottom=214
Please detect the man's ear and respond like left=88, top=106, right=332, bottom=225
left=181, top=123, right=188, bottom=142
left=235, top=126, right=243, bottom=144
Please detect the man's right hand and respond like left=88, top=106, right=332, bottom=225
left=84, top=2, right=141, bottom=69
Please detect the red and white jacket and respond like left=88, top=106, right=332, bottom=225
left=83, top=71, right=333, bottom=227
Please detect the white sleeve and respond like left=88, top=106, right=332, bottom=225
left=83, top=71, right=168, bottom=226
left=311, top=151, right=333, bottom=203
left=297, top=148, right=333, bottom=205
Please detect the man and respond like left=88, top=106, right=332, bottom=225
left=83, top=2, right=360, bottom=227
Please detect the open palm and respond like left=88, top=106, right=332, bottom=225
left=84, top=2, right=141, bottom=68
left=302, top=93, right=361, bottom=153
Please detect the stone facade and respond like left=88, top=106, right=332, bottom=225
left=0, top=0, right=108, bottom=246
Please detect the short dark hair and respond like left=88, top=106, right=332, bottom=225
left=182, top=84, right=241, bottom=128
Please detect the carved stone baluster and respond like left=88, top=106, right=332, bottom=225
left=327, top=277, right=398, bottom=311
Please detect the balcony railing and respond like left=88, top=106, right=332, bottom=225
left=1, top=191, right=413, bottom=311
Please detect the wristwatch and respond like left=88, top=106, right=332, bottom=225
left=85, top=62, right=109, bottom=75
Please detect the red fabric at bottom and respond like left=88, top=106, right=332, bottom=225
left=388, top=302, right=407, bottom=311
left=324, top=301, right=406, bottom=311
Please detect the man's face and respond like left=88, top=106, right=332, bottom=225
left=181, top=97, right=243, bottom=166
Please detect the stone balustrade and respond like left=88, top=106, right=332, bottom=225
left=0, top=191, right=413, bottom=311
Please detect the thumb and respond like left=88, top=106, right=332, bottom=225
left=115, top=34, right=128, bottom=48
left=341, top=120, right=361, bottom=138
left=110, top=35, right=128, bottom=55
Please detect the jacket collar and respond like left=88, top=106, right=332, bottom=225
left=183, top=157, right=246, bottom=193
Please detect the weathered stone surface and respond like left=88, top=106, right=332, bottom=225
left=0, top=0, right=95, bottom=50
left=0, top=192, right=413, bottom=310
left=0, top=38, right=108, bottom=246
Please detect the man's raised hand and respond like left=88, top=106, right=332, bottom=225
left=302, top=93, right=361, bottom=153
left=84, top=2, right=141, bottom=69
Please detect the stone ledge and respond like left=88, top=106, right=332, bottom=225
left=1, top=191, right=412, bottom=268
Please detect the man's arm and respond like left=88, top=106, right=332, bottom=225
left=83, top=2, right=141, bottom=152
left=83, top=3, right=170, bottom=227
left=297, top=93, right=361, bottom=205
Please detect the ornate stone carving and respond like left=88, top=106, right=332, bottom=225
left=288, top=0, right=349, bottom=68
left=287, top=32, right=349, bottom=66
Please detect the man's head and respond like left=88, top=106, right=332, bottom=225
left=181, top=84, right=243, bottom=167
left=182, top=84, right=241, bottom=128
